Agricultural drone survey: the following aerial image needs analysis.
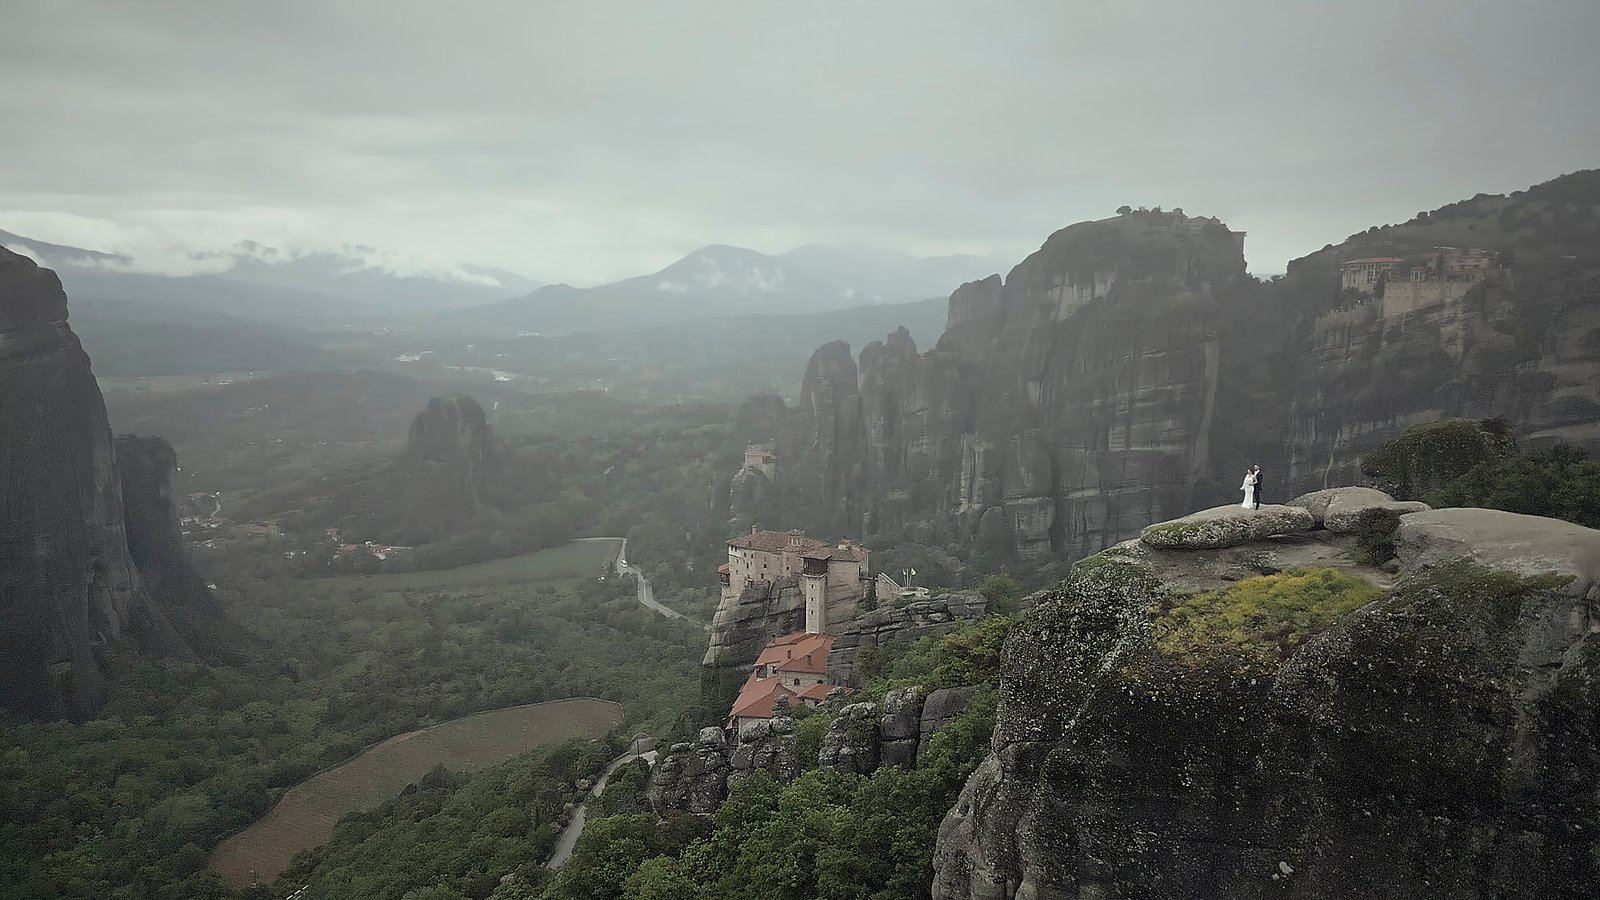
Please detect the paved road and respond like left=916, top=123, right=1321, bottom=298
left=545, top=746, right=660, bottom=869
left=577, top=537, right=707, bottom=630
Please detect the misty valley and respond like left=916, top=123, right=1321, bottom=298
left=5, top=170, right=1600, bottom=900
left=6, top=7, right=1600, bottom=899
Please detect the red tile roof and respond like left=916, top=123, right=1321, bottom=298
left=798, top=682, right=850, bottom=703
left=729, top=676, right=800, bottom=720
left=728, top=529, right=828, bottom=554
left=717, top=563, right=730, bottom=574
left=800, top=542, right=869, bottom=563
left=754, top=631, right=833, bottom=672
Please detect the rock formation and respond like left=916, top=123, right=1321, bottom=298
left=771, top=179, right=1600, bottom=573
left=647, top=727, right=731, bottom=816
left=817, top=701, right=880, bottom=774
left=116, top=435, right=224, bottom=617
left=916, top=685, right=983, bottom=760
left=791, top=212, right=1248, bottom=566
left=932, top=500, right=1600, bottom=899
left=1139, top=503, right=1315, bottom=549
left=877, top=686, right=925, bottom=769
left=727, top=465, right=778, bottom=534
left=1286, top=485, right=1428, bottom=532
left=826, top=591, right=990, bottom=686
left=294, top=393, right=549, bottom=546
left=727, top=716, right=800, bottom=788
left=406, top=395, right=507, bottom=467
left=0, top=248, right=191, bottom=719
left=702, top=577, right=806, bottom=667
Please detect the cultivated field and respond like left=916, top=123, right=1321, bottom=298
left=209, top=697, right=623, bottom=888
left=318, top=538, right=622, bottom=593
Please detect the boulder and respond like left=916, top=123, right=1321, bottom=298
left=1394, top=508, right=1600, bottom=599
left=1288, top=487, right=1429, bottom=532
left=647, top=727, right=730, bottom=816
left=728, top=715, right=800, bottom=787
left=818, top=701, right=880, bottom=774
left=1140, top=504, right=1315, bottom=550
left=878, top=686, right=925, bottom=769
left=917, top=685, right=983, bottom=759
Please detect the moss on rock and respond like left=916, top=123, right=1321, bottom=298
left=1149, top=568, right=1384, bottom=671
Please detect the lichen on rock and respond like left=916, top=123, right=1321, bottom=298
left=933, top=506, right=1600, bottom=899
left=1139, top=503, right=1315, bottom=550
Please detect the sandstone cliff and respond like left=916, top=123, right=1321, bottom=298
left=0, top=248, right=189, bottom=719
left=932, top=499, right=1600, bottom=899
left=775, top=177, right=1600, bottom=572
left=702, top=576, right=806, bottom=667
left=116, top=435, right=224, bottom=619
left=271, top=393, right=551, bottom=547
left=792, top=211, right=1249, bottom=568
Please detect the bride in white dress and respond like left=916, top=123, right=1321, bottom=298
left=1240, top=468, right=1256, bottom=508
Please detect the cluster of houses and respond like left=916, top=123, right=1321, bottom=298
left=323, top=528, right=412, bottom=561
left=176, top=504, right=412, bottom=563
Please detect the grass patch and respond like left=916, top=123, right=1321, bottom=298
left=1150, top=568, right=1385, bottom=670
left=316, top=539, right=620, bottom=593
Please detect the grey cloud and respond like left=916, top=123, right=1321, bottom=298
left=3, top=0, right=1597, bottom=285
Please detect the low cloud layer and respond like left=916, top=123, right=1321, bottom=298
left=4, top=0, right=1597, bottom=285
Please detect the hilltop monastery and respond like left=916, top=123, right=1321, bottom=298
left=719, top=529, right=870, bottom=730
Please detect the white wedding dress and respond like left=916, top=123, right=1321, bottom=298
left=1240, top=474, right=1256, bottom=508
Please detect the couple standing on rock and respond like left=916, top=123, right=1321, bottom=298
left=1240, top=464, right=1265, bottom=509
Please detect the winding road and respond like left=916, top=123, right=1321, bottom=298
left=577, top=537, right=707, bottom=629
left=546, top=743, right=660, bottom=869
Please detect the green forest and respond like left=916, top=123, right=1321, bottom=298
left=248, top=615, right=1011, bottom=900
left=0, top=562, right=712, bottom=900
left=1362, top=417, right=1600, bottom=527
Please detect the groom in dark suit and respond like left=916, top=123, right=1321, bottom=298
left=1252, top=464, right=1264, bottom=509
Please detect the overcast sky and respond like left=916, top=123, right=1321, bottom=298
left=3, top=0, right=1597, bottom=285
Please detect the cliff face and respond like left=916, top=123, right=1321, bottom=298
left=0, top=248, right=186, bottom=719
left=796, top=212, right=1246, bottom=566
left=1287, top=257, right=1600, bottom=488
left=932, top=505, right=1600, bottom=899
left=702, top=577, right=806, bottom=666
left=782, top=181, right=1600, bottom=570
left=116, top=435, right=224, bottom=618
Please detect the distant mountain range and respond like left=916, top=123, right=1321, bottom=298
left=439, top=244, right=1007, bottom=335
left=0, top=228, right=1004, bottom=339
left=0, top=228, right=541, bottom=324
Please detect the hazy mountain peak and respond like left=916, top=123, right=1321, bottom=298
left=654, top=245, right=815, bottom=296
